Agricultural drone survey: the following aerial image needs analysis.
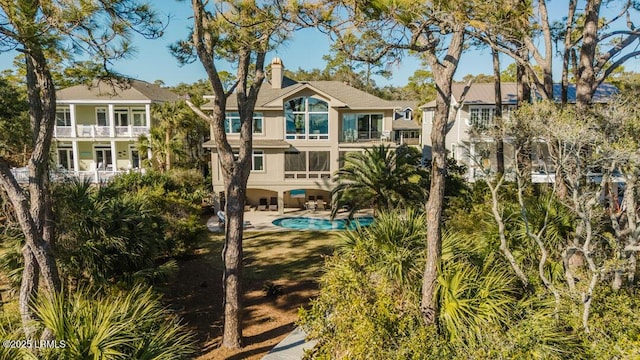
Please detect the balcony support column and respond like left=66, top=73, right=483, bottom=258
left=145, top=103, right=151, bottom=128
left=110, top=140, right=117, bottom=172
left=108, top=104, right=115, bottom=138
left=72, top=141, right=79, bottom=172
left=69, top=104, right=77, bottom=137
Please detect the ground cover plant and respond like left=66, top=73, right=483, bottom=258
left=0, top=170, right=207, bottom=358
left=163, top=230, right=339, bottom=360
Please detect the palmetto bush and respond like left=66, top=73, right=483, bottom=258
left=300, top=208, right=591, bottom=359
left=300, top=210, right=530, bottom=358
left=32, top=285, right=195, bottom=360
left=53, top=178, right=171, bottom=288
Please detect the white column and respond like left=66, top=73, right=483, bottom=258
left=278, top=191, right=284, bottom=215
left=69, top=104, right=77, bottom=137
left=72, top=141, right=79, bottom=173
left=108, top=104, right=115, bottom=137
left=110, top=140, right=117, bottom=172
left=145, top=103, right=151, bottom=128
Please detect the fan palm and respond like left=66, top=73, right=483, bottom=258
left=33, top=285, right=195, bottom=359
left=332, top=145, right=426, bottom=218
left=438, top=231, right=518, bottom=341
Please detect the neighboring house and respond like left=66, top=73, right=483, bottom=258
left=204, top=57, right=421, bottom=214
left=53, top=79, right=178, bottom=182
left=421, top=82, right=618, bottom=182
left=390, top=101, right=421, bottom=146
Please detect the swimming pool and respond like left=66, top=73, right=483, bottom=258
left=272, top=216, right=374, bottom=230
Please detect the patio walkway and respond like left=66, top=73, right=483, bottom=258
left=262, top=327, right=315, bottom=360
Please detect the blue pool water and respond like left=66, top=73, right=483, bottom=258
left=272, top=216, right=374, bottom=230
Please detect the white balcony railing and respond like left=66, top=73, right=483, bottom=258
left=54, top=125, right=150, bottom=138
left=284, top=171, right=331, bottom=180
left=54, top=126, right=72, bottom=137
left=10, top=167, right=142, bottom=184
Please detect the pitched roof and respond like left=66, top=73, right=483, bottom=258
left=421, top=82, right=618, bottom=108
left=451, top=82, right=519, bottom=105
left=203, top=77, right=396, bottom=110
left=392, top=119, right=421, bottom=130
left=388, top=100, right=420, bottom=110
left=57, top=79, right=179, bottom=102
left=551, top=83, right=618, bottom=103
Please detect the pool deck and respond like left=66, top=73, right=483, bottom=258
left=207, top=207, right=373, bottom=232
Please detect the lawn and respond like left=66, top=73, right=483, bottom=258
left=162, top=230, right=340, bottom=360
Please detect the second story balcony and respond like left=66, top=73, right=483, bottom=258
left=54, top=125, right=150, bottom=139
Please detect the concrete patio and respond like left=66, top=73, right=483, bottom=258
left=207, top=207, right=373, bottom=232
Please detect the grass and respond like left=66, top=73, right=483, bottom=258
left=201, top=231, right=340, bottom=282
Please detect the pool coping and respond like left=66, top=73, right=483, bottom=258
left=207, top=208, right=374, bottom=233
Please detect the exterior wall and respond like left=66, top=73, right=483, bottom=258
left=75, top=105, right=97, bottom=126
left=77, top=141, right=94, bottom=171
left=210, top=96, right=398, bottom=211
left=422, top=103, right=523, bottom=181
left=56, top=140, right=139, bottom=172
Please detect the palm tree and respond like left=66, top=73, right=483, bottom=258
left=332, top=145, right=426, bottom=218
left=137, top=127, right=185, bottom=173
left=33, top=286, right=195, bottom=359
left=139, top=101, right=194, bottom=173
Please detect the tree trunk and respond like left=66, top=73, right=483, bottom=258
left=516, top=44, right=531, bottom=106
left=19, top=246, right=39, bottom=340
left=576, top=0, right=602, bottom=109
left=561, top=0, right=578, bottom=105
left=420, top=27, right=464, bottom=326
left=165, top=128, right=172, bottom=171
left=492, top=49, right=504, bottom=175
left=221, top=175, right=247, bottom=348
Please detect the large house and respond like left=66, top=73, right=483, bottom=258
left=205, top=57, right=421, bottom=213
left=53, top=80, right=178, bottom=182
left=421, top=82, right=618, bottom=182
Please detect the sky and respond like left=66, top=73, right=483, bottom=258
left=0, top=2, right=637, bottom=88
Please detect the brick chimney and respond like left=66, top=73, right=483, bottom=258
left=271, top=57, right=283, bottom=89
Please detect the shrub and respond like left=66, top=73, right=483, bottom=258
left=33, top=286, right=196, bottom=359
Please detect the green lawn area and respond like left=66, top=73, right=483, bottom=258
left=202, top=231, right=341, bottom=282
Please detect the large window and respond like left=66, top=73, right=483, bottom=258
left=469, top=107, right=494, bottom=130
left=94, top=146, right=113, bottom=170
left=232, top=150, right=264, bottom=171
left=342, top=113, right=383, bottom=141
left=56, top=108, right=71, bottom=126
left=57, top=147, right=74, bottom=171
left=132, top=108, right=146, bottom=126
left=224, top=113, right=263, bottom=134
left=285, top=97, right=329, bottom=140
left=115, top=109, right=129, bottom=126
left=285, top=151, right=330, bottom=179
left=96, top=108, right=108, bottom=126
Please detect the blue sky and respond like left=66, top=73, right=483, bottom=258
left=0, top=2, right=637, bottom=88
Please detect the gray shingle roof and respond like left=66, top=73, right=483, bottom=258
left=452, top=82, right=519, bottom=105
left=421, top=82, right=618, bottom=108
left=388, top=100, right=420, bottom=110
left=57, top=79, right=179, bottom=102
left=203, top=77, right=395, bottom=110
left=392, top=119, right=421, bottom=130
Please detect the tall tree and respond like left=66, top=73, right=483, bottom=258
left=0, top=1, right=163, bottom=340
left=575, top=1, right=640, bottom=108
left=173, top=0, right=292, bottom=349
left=299, top=0, right=470, bottom=326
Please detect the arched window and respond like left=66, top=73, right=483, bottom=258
left=285, top=97, right=329, bottom=140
